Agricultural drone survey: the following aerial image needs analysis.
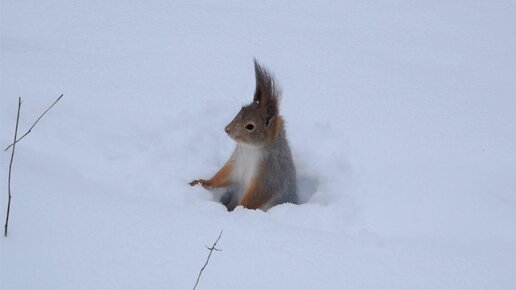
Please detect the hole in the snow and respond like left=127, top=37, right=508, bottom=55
left=297, top=175, right=319, bottom=204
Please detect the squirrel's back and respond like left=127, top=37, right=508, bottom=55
left=256, top=121, right=297, bottom=209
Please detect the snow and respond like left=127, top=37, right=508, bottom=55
left=1, top=1, right=516, bottom=289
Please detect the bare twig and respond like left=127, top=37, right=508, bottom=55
left=5, top=97, right=22, bottom=237
left=4, top=94, right=63, bottom=152
left=193, top=230, right=223, bottom=290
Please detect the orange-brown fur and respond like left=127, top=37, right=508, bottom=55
left=272, top=116, right=283, bottom=139
left=239, top=177, right=271, bottom=209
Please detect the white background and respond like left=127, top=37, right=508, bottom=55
left=1, top=1, right=515, bottom=289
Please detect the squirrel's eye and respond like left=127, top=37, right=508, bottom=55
left=245, top=123, right=255, bottom=131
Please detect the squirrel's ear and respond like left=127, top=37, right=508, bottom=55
left=253, top=59, right=265, bottom=104
left=252, top=59, right=280, bottom=125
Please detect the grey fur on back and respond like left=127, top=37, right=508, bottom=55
left=259, top=127, right=297, bottom=208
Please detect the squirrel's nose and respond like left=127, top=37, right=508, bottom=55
left=225, top=127, right=231, bottom=135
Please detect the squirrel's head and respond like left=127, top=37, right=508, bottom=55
left=225, top=60, right=283, bottom=145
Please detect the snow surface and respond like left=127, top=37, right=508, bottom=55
left=1, top=1, right=516, bottom=289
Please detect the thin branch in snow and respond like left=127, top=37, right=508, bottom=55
left=4, top=94, right=63, bottom=152
left=4, top=97, right=22, bottom=237
left=193, top=230, right=223, bottom=290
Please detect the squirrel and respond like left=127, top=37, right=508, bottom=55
left=189, top=60, right=297, bottom=211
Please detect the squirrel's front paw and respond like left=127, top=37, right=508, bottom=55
left=189, top=179, right=213, bottom=189
left=189, top=179, right=201, bottom=186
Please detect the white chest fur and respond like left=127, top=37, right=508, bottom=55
left=231, top=143, right=262, bottom=189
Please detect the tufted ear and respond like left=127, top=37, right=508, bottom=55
left=253, top=59, right=265, bottom=104
left=252, top=59, right=280, bottom=126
